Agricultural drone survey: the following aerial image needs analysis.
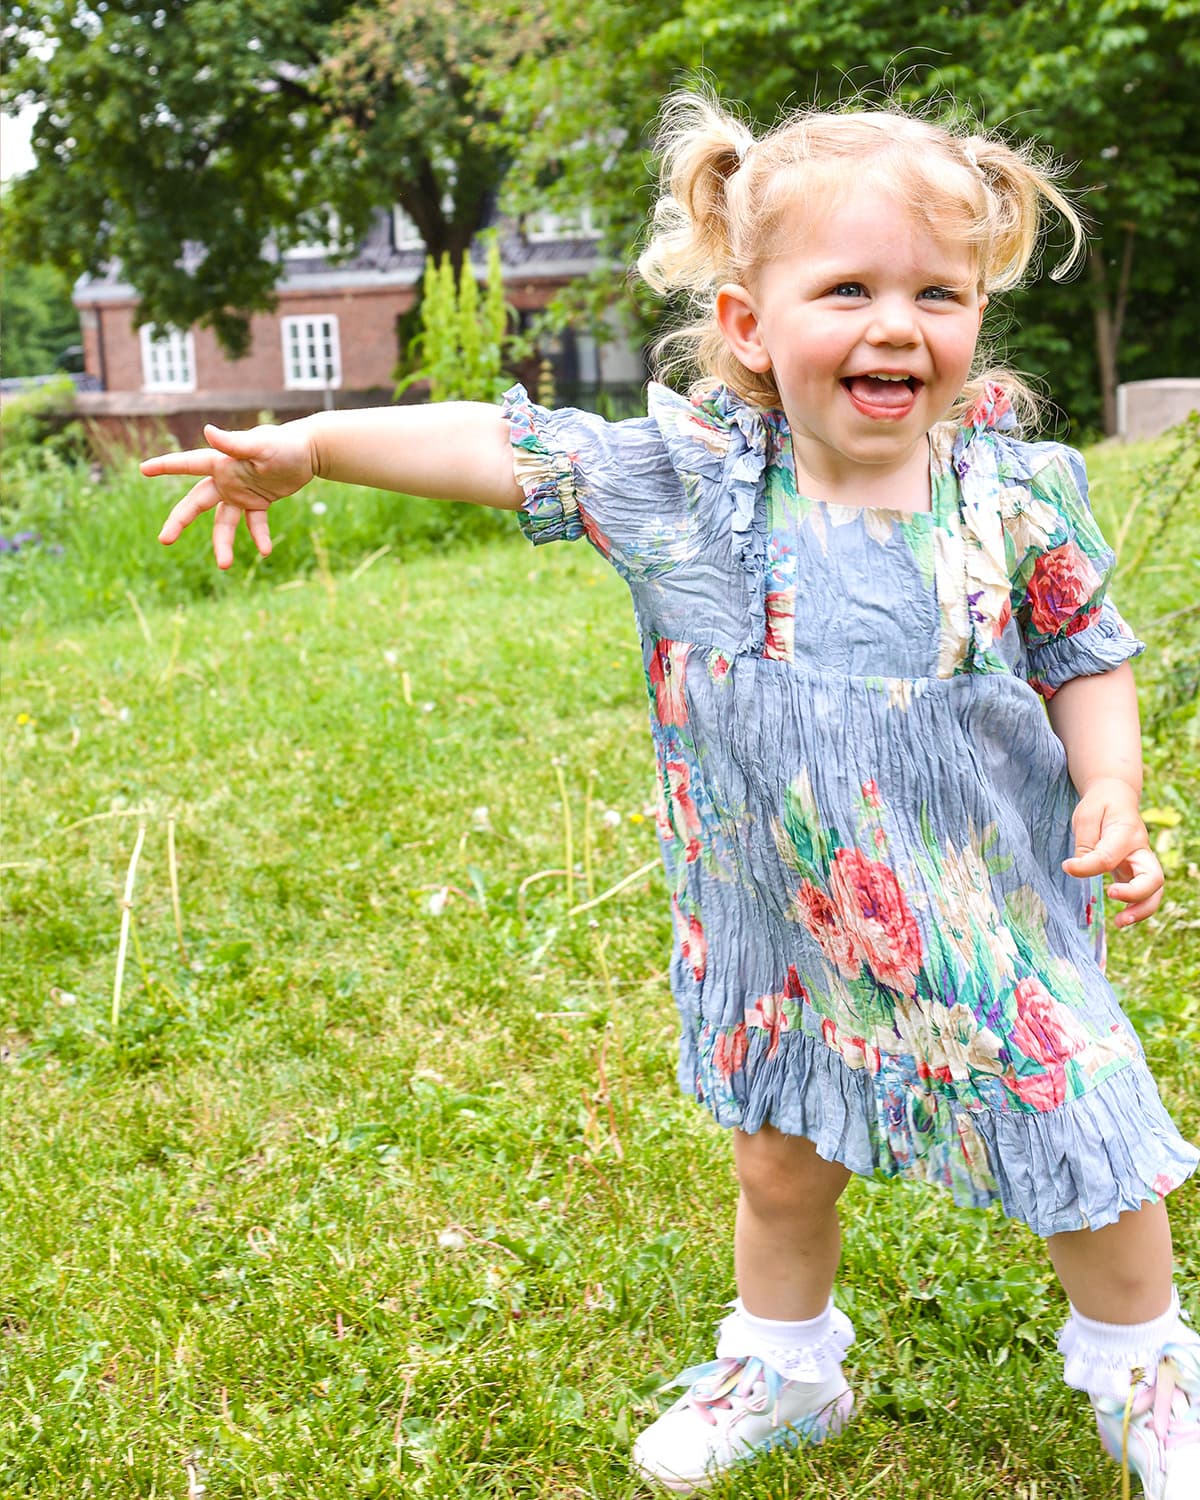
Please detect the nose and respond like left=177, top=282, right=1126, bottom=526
left=865, top=295, right=919, bottom=347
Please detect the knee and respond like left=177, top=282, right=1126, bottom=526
left=734, top=1127, right=850, bottom=1219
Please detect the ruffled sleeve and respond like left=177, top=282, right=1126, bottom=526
left=1010, top=443, right=1145, bottom=699
left=500, top=383, right=724, bottom=581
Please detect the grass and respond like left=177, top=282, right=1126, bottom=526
left=1, top=425, right=1198, bottom=1497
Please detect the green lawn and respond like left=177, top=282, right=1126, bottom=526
left=2, top=428, right=1198, bottom=1497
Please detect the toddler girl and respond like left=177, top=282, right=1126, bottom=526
left=144, top=89, right=1199, bottom=1497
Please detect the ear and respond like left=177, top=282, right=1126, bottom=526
left=977, top=292, right=989, bottom=330
left=715, top=283, right=773, bottom=374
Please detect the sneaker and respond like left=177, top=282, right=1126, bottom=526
left=631, top=1355, right=854, bottom=1494
left=1091, top=1342, right=1200, bottom=1499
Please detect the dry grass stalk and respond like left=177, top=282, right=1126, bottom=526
left=167, top=816, right=186, bottom=962
left=111, top=822, right=147, bottom=1029
left=566, top=859, right=660, bottom=918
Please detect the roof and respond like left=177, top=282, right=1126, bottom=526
left=74, top=210, right=608, bottom=305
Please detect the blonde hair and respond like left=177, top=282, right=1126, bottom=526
left=637, top=88, right=1086, bottom=427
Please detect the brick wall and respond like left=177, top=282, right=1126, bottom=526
left=81, top=285, right=424, bottom=395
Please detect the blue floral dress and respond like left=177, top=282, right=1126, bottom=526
left=503, top=380, right=1198, bottom=1236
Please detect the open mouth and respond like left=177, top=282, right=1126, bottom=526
left=842, top=374, right=923, bottom=416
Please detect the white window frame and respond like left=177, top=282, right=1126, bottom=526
left=281, top=314, right=342, bottom=390
left=139, top=325, right=196, bottom=392
left=283, top=210, right=344, bottom=260
left=392, top=205, right=425, bottom=250
left=525, top=202, right=602, bottom=243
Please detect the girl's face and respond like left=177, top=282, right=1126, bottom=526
left=716, top=183, right=987, bottom=501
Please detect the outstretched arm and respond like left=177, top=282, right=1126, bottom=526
left=1046, top=662, right=1163, bottom=928
left=142, top=401, right=523, bottom=570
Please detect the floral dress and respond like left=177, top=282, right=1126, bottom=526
left=503, top=380, right=1198, bottom=1237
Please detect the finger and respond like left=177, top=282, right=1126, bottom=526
left=1108, top=873, right=1160, bottom=905
left=1112, top=886, right=1164, bottom=928
left=141, top=448, right=219, bottom=479
left=245, top=507, right=273, bottom=558
left=1107, top=847, right=1164, bottom=903
left=1063, top=824, right=1144, bottom=878
left=1063, top=841, right=1129, bottom=877
left=204, top=423, right=264, bottom=460
left=212, top=502, right=243, bottom=571
left=159, top=478, right=219, bottom=544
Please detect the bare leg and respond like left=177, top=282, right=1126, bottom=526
left=1047, top=1200, right=1175, bottom=1322
left=733, top=1125, right=851, bottom=1321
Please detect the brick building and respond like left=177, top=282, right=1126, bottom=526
left=71, top=206, right=645, bottom=448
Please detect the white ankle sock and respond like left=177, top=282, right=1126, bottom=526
left=715, top=1296, right=854, bottom=1385
left=1059, top=1288, right=1198, bottom=1401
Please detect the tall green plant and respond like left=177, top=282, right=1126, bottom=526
left=397, top=232, right=516, bottom=402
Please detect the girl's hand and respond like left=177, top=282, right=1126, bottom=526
left=141, top=421, right=316, bottom=570
left=1061, top=776, right=1164, bottom=928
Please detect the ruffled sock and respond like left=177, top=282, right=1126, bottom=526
left=714, top=1296, right=855, bottom=1384
left=1059, top=1288, right=1200, bottom=1402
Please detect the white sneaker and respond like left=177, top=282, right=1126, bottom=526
left=631, top=1355, right=854, bottom=1493
left=1091, top=1343, right=1200, bottom=1499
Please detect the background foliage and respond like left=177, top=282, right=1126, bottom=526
left=3, top=1, right=1197, bottom=426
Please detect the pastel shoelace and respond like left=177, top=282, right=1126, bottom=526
left=669, top=1356, right=786, bottom=1429
left=1118, top=1343, right=1200, bottom=1500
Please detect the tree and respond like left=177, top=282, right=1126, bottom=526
left=0, top=183, right=81, bottom=375
left=2, top=0, right=547, bottom=359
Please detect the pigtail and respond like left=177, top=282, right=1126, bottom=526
left=638, top=89, right=777, bottom=405
left=637, top=88, right=755, bottom=297
left=959, top=133, right=1086, bottom=291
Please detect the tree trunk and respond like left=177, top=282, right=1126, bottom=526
left=1087, top=230, right=1136, bottom=438
left=1088, top=248, right=1119, bottom=437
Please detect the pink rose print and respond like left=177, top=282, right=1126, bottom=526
left=764, top=589, right=795, bottom=663
left=713, top=1021, right=749, bottom=1081
left=1152, top=1172, right=1179, bottom=1200
left=1010, top=977, right=1089, bottom=1068
left=685, top=914, right=708, bottom=981
left=749, top=990, right=791, bottom=1060
left=964, top=383, right=1012, bottom=431
left=665, top=758, right=703, bottom=863
left=828, top=848, right=923, bottom=997
left=671, top=897, right=707, bottom=982
left=784, top=964, right=807, bottom=1002
left=861, top=779, right=882, bottom=809
left=1065, top=605, right=1101, bottom=638
left=1006, top=978, right=1092, bottom=1112
left=794, top=880, right=862, bottom=977
left=649, top=639, right=691, bottom=725
left=1026, top=542, right=1103, bottom=637
left=1009, top=1066, right=1067, bottom=1112
left=580, top=508, right=613, bottom=560
left=820, top=1015, right=881, bottom=1074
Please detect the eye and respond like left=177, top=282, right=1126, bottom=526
left=829, top=282, right=866, bottom=298
left=919, top=286, right=958, bottom=302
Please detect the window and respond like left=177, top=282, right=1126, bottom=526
left=392, top=206, right=425, bottom=251
left=139, top=326, right=195, bottom=392
left=283, top=211, right=344, bottom=260
left=281, top=315, right=341, bottom=390
left=525, top=203, right=602, bottom=243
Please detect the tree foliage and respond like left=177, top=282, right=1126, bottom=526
left=487, top=0, right=1200, bottom=433
left=2, top=0, right=545, bottom=358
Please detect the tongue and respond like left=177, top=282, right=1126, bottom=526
left=847, top=376, right=912, bottom=409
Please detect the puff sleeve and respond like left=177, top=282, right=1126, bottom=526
left=501, top=382, right=727, bottom=582
left=1011, top=444, right=1145, bottom=699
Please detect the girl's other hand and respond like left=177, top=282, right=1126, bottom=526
left=1061, top=777, right=1164, bottom=928
left=141, top=421, right=316, bottom=570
